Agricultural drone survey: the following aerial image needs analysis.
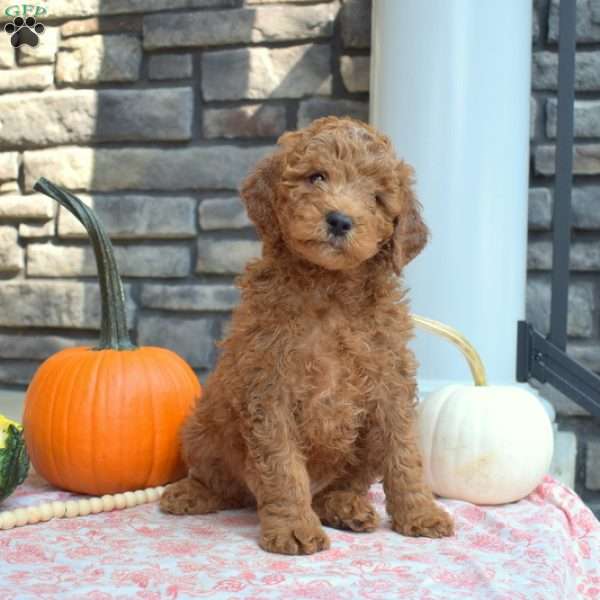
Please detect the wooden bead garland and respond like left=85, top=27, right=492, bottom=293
left=0, top=486, right=165, bottom=531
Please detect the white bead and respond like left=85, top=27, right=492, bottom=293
left=113, top=494, right=126, bottom=510
left=134, top=490, right=147, bottom=504
left=52, top=501, right=66, bottom=518
left=0, top=511, right=16, bottom=530
left=39, top=503, right=54, bottom=522
left=124, top=492, right=137, bottom=508
left=146, top=488, right=159, bottom=502
left=101, top=495, right=115, bottom=512
left=14, top=508, right=28, bottom=527
left=156, top=486, right=165, bottom=496
left=90, top=498, right=103, bottom=514
left=26, top=506, right=40, bottom=524
left=65, top=500, right=79, bottom=518
left=78, top=499, right=91, bottom=517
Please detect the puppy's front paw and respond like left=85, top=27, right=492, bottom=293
left=392, top=503, right=454, bottom=538
left=260, top=517, right=331, bottom=555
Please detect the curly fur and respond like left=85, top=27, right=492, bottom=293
left=160, top=117, right=454, bottom=554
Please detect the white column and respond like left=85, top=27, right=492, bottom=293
left=370, top=0, right=532, bottom=391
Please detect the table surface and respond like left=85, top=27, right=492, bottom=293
left=1, top=472, right=599, bottom=600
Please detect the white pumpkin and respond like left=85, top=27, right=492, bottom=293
left=411, top=314, right=554, bottom=505
left=417, top=384, right=554, bottom=505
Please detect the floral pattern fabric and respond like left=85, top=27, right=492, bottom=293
left=0, top=473, right=599, bottom=599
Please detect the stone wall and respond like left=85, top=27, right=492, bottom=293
left=0, top=0, right=598, bottom=511
left=0, top=0, right=368, bottom=385
left=530, top=0, right=600, bottom=516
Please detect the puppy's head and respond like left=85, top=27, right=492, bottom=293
left=241, top=117, right=428, bottom=274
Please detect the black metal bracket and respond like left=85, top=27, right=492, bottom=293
left=517, top=321, right=600, bottom=416
left=515, top=0, right=600, bottom=414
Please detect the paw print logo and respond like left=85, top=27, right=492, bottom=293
left=4, top=16, right=45, bottom=48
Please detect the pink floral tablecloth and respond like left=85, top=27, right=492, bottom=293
left=0, top=472, right=599, bottom=600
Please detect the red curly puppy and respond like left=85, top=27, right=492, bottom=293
left=160, top=117, right=454, bottom=554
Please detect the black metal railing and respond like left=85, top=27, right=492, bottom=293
left=517, top=0, right=600, bottom=415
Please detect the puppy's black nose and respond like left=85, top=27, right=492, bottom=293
left=326, top=211, right=353, bottom=237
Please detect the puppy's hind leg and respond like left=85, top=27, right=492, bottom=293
left=160, top=408, right=253, bottom=516
left=312, top=428, right=381, bottom=532
left=159, top=462, right=251, bottom=515
left=160, top=475, right=219, bottom=515
left=313, top=488, right=380, bottom=532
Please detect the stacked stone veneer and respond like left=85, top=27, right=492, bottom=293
left=0, top=0, right=598, bottom=512
left=0, top=0, right=369, bottom=385
left=530, top=0, right=600, bottom=515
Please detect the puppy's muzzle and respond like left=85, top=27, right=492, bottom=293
left=326, top=211, right=353, bottom=237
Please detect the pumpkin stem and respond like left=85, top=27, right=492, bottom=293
left=34, top=178, right=135, bottom=351
left=411, top=314, right=487, bottom=386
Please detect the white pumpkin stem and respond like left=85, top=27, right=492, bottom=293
left=0, top=485, right=165, bottom=531
left=411, top=314, right=487, bottom=386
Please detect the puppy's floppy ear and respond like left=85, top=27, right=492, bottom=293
left=391, top=161, right=429, bottom=275
left=240, top=130, right=304, bottom=243
left=277, top=129, right=304, bottom=148
left=240, top=150, right=285, bottom=243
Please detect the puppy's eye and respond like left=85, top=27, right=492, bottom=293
left=375, top=194, right=385, bottom=206
left=309, top=172, right=326, bottom=184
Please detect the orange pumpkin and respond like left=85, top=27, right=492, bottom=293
left=23, top=178, right=201, bottom=495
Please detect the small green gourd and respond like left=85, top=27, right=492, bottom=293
left=0, top=415, right=29, bottom=502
